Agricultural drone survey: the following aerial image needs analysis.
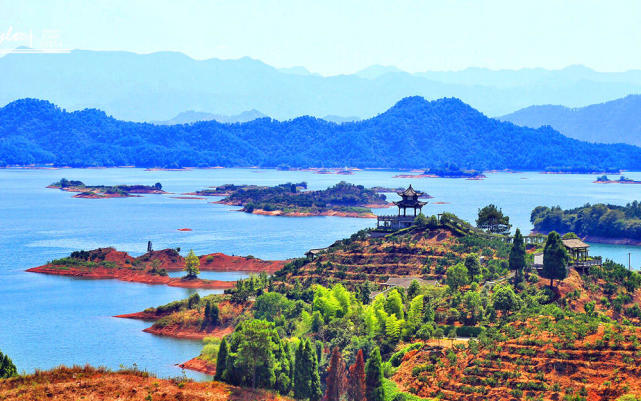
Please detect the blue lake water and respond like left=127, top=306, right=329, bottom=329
left=1, top=167, right=641, bottom=379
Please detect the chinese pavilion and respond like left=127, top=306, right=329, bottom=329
left=376, top=185, right=427, bottom=230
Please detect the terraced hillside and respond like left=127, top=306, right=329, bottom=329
left=394, top=318, right=641, bottom=401
left=273, top=214, right=511, bottom=290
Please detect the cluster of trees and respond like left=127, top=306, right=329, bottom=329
left=214, top=317, right=385, bottom=401
left=531, top=202, right=641, bottom=240
left=49, top=178, right=163, bottom=193
left=203, top=301, right=220, bottom=327
left=424, top=162, right=484, bottom=178
left=0, top=350, right=16, bottom=378
left=223, top=182, right=387, bottom=214
left=595, top=175, right=638, bottom=183
left=476, top=204, right=512, bottom=235
left=3, top=97, right=641, bottom=170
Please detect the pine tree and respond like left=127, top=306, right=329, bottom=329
left=309, top=340, right=322, bottom=401
left=204, top=301, right=211, bottom=326
left=323, top=347, right=346, bottom=401
left=214, top=337, right=228, bottom=381
left=210, top=303, right=220, bottom=326
left=365, top=347, right=385, bottom=401
left=509, top=228, right=526, bottom=284
left=464, top=254, right=481, bottom=281
left=347, top=349, right=366, bottom=401
left=0, top=351, right=17, bottom=379
left=311, top=311, right=324, bottom=332
left=542, top=231, right=569, bottom=288
left=294, top=340, right=309, bottom=399
left=407, top=279, right=421, bottom=301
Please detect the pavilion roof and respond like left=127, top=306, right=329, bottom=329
left=394, top=199, right=427, bottom=208
left=397, top=184, right=421, bottom=197
left=561, top=239, right=590, bottom=249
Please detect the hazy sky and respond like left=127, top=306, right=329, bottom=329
left=2, top=0, right=640, bottom=75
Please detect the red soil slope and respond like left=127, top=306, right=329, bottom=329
left=0, top=365, right=291, bottom=401
left=27, top=248, right=286, bottom=288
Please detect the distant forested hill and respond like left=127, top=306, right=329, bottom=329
left=2, top=96, right=641, bottom=170
left=500, top=95, right=641, bottom=146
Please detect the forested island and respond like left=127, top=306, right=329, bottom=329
left=3, top=97, right=641, bottom=172
left=48, top=178, right=166, bottom=198
left=424, top=164, right=485, bottom=179
left=213, top=181, right=390, bottom=218
left=594, top=175, right=641, bottom=184
left=531, top=201, right=641, bottom=244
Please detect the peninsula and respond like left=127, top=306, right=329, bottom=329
left=212, top=181, right=390, bottom=218
left=48, top=178, right=167, bottom=198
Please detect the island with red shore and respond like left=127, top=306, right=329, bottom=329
left=26, top=247, right=286, bottom=289
left=47, top=178, right=167, bottom=198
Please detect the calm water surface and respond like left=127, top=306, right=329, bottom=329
left=1, top=168, right=640, bottom=379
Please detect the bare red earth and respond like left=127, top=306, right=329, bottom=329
left=26, top=247, right=286, bottom=288
left=178, top=357, right=217, bottom=376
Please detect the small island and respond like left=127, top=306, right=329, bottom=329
left=394, top=164, right=486, bottom=179
left=594, top=175, right=641, bottom=184
left=210, top=181, right=390, bottom=218
left=27, top=247, right=286, bottom=288
left=185, top=183, right=269, bottom=197
left=48, top=178, right=167, bottom=198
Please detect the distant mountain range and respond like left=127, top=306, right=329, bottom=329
left=499, top=95, right=641, bottom=146
left=1, top=49, right=641, bottom=121
left=152, top=109, right=267, bottom=125
left=1, top=96, right=640, bottom=171
left=152, top=109, right=359, bottom=125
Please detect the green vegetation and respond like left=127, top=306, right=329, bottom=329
left=6, top=97, right=641, bottom=172
left=0, top=350, right=17, bottom=378
left=531, top=201, right=641, bottom=240
left=596, top=175, right=640, bottom=183
left=424, top=163, right=484, bottom=178
left=476, top=204, right=511, bottom=234
left=509, top=228, right=526, bottom=284
left=49, top=178, right=163, bottom=196
left=541, top=231, right=569, bottom=288
left=220, top=181, right=387, bottom=216
left=183, top=249, right=200, bottom=279
left=128, top=210, right=641, bottom=400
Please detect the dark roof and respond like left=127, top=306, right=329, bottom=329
left=397, top=184, right=421, bottom=197
left=394, top=199, right=427, bottom=208
left=561, top=239, right=590, bottom=249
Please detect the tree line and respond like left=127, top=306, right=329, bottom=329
left=2, top=97, right=641, bottom=171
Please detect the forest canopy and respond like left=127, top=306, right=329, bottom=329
left=531, top=201, right=641, bottom=240
left=2, top=97, right=641, bottom=170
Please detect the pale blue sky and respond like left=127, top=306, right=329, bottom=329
left=1, top=0, right=640, bottom=75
